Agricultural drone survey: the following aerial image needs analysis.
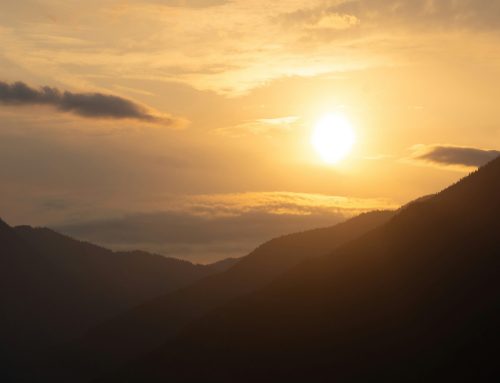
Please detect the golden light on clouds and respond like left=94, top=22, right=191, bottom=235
left=168, top=191, right=397, bottom=218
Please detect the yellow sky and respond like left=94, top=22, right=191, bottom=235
left=1, top=0, right=499, bottom=261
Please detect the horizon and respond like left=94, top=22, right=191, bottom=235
left=1, top=0, right=500, bottom=263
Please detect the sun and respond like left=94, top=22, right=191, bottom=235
left=311, top=113, right=355, bottom=164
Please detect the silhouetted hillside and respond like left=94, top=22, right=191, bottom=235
left=0, top=221, right=235, bottom=381
left=108, top=158, right=500, bottom=382
left=56, top=210, right=394, bottom=381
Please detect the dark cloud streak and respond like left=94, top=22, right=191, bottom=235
left=412, top=145, right=500, bottom=168
left=0, top=81, right=177, bottom=125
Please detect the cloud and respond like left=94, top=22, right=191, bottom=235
left=281, top=7, right=360, bottom=31
left=409, top=144, right=500, bottom=170
left=146, top=0, right=228, bottom=8
left=0, top=81, right=182, bottom=126
left=216, top=116, right=300, bottom=137
left=56, top=211, right=345, bottom=264
left=284, top=0, right=500, bottom=33
left=175, top=192, right=395, bottom=217
left=350, top=0, right=500, bottom=29
left=54, top=191, right=397, bottom=263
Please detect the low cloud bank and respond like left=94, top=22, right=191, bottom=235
left=55, top=192, right=396, bottom=263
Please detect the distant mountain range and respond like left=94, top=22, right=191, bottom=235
left=2, top=156, right=500, bottom=382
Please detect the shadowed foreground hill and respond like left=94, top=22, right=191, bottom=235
left=0, top=222, right=235, bottom=381
left=110, top=158, right=500, bottom=382
left=57, top=210, right=394, bottom=381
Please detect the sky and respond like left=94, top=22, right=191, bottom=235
left=1, top=0, right=500, bottom=262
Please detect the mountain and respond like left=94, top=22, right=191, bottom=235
left=107, top=158, right=500, bottom=382
left=54, top=210, right=394, bottom=381
left=0, top=221, right=235, bottom=381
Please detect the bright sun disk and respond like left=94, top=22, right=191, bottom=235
left=311, top=113, right=355, bottom=164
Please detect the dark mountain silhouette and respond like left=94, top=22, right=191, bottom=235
left=0, top=221, right=236, bottom=381
left=106, top=157, right=500, bottom=382
left=53, top=210, right=394, bottom=381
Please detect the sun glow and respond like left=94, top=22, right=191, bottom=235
left=311, top=113, right=356, bottom=164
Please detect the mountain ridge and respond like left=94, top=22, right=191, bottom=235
left=0, top=219, right=236, bottom=381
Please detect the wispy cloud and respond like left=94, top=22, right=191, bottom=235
left=408, top=144, right=500, bottom=170
left=174, top=191, right=396, bottom=217
left=2, top=1, right=500, bottom=95
left=281, top=7, right=360, bottom=31
left=286, top=0, right=500, bottom=32
left=146, top=0, right=228, bottom=8
left=216, top=116, right=300, bottom=137
left=0, top=81, right=183, bottom=126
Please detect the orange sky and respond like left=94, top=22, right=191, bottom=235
left=1, top=0, right=499, bottom=261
